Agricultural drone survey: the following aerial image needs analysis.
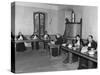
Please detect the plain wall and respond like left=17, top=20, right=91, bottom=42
left=15, top=5, right=59, bottom=35
left=57, top=6, right=83, bottom=36
left=57, top=5, right=98, bottom=41
left=11, top=3, right=15, bottom=35
left=57, top=9, right=65, bottom=35
left=82, top=6, right=98, bottom=41
left=14, top=2, right=98, bottom=41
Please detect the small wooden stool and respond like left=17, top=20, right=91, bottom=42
left=48, top=43, right=60, bottom=57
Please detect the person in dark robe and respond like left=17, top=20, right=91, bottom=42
left=63, top=35, right=84, bottom=64
left=85, top=35, right=97, bottom=50
left=72, top=35, right=84, bottom=62
left=43, top=31, right=50, bottom=49
left=55, top=34, right=63, bottom=45
left=30, top=32, right=39, bottom=50
left=16, top=32, right=26, bottom=52
left=72, top=35, right=84, bottom=48
left=78, top=35, right=97, bottom=69
left=54, top=34, right=63, bottom=55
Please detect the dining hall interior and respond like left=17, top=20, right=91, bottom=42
left=11, top=2, right=98, bottom=73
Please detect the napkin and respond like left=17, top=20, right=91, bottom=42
left=81, top=47, right=88, bottom=53
left=68, top=44, right=72, bottom=49
left=33, top=36, right=37, bottom=39
left=62, top=43, right=66, bottom=47
left=18, top=36, right=23, bottom=40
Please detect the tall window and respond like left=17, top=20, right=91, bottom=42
left=34, top=12, right=45, bottom=38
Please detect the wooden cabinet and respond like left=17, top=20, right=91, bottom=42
left=64, top=19, right=82, bottom=39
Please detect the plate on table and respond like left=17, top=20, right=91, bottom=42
left=67, top=44, right=72, bottom=49
left=88, top=50, right=96, bottom=57
left=51, top=41, right=55, bottom=44
left=81, top=47, right=88, bottom=53
left=72, top=47, right=77, bottom=50
left=62, top=43, right=66, bottom=47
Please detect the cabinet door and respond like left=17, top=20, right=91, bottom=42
left=64, top=23, right=81, bottom=38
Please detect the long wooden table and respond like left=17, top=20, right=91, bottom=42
left=13, top=39, right=41, bottom=52
left=14, top=39, right=41, bottom=43
left=13, top=39, right=50, bottom=52
left=14, top=39, right=50, bottom=43
left=61, top=46, right=97, bottom=69
left=61, top=46, right=97, bottom=63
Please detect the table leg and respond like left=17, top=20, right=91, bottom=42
left=58, top=46, right=59, bottom=56
left=50, top=47, right=52, bottom=57
left=63, top=52, right=69, bottom=64
left=69, top=52, right=73, bottom=64
left=88, top=60, right=97, bottom=69
left=78, top=57, right=88, bottom=69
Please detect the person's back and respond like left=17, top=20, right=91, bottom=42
left=55, top=35, right=63, bottom=45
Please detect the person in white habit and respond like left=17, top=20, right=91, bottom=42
left=16, top=32, right=26, bottom=52
left=43, top=31, right=50, bottom=49
left=30, top=32, right=39, bottom=50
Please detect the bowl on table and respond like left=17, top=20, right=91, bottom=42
left=73, top=47, right=77, bottom=50
left=81, top=47, right=88, bottom=53
left=88, top=50, right=95, bottom=56
left=62, top=43, right=66, bottom=47
left=51, top=41, right=55, bottom=44
left=68, top=44, right=72, bottom=49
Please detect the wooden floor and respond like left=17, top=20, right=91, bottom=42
left=15, top=48, right=79, bottom=73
